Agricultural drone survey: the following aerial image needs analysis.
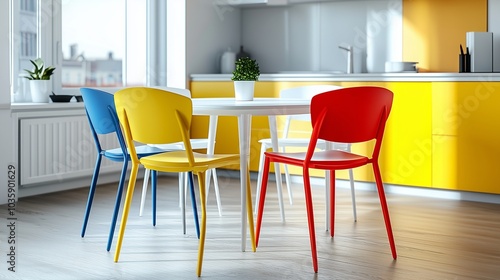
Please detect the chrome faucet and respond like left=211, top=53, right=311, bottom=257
left=338, top=45, right=353, bottom=74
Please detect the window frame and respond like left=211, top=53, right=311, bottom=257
left=10, top=0, right=167, bottom=98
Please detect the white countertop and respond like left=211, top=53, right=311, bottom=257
left=191, top=72, right=500, bottom=82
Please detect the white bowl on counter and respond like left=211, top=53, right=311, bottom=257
left=385, top=61, right=418, bottom=73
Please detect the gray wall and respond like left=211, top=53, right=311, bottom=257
left=186, top=0, right=402, bottom=75
left=186, top=0, right=241, bottom=75
left=489, top=0, right=500, bottom=72
left=241, top=0, right=402, bottom=73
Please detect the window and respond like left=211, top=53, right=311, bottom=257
left=11, top=0, right=155, bottom=100
left=12, top=0, right=38, bottom=77
left=61, top=0, right=146, bottom=88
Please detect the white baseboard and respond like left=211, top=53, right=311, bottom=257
left=239, top=170, right=499, bottom=205
left=298, top=174, right=500, bottom=205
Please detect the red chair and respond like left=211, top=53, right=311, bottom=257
left=255, top=86, right=397, bottom=272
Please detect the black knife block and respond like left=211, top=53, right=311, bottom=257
left=459, top=54, right=471, bottom=73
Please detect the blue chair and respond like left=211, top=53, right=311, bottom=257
left=80, top=88, right=200, bottom=251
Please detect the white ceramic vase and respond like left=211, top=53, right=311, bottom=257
left=234, top=81, right=255, bottom=101
left=30, top=80, right=51, bottom=103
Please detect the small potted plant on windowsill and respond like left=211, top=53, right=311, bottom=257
left=24, top=58, right=56, bottom=103
left=231, top=57, right=260, bottom=101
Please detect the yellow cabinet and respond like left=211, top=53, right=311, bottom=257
left=432, top=82, right=500, bottom=194
left=339, top=82, right=433, bottom=188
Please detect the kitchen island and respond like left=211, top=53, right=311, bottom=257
left=190, top=72, right=500, bottom=196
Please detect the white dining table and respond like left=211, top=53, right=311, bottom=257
left=192, top=97, right=311, bottom=251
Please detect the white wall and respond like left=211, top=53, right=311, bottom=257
left=0, top=0, right=13, bottom=204
left=241, top=0, right=402, bottom=73
left=186, top=0, right=241, bottom=75
left=166, top=0, right=186, bottom=88
left=489, top=0, right=500, bottom=72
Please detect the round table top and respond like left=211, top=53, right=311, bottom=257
left=192, top=98, right=310, bottom=116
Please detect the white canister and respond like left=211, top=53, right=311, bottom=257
left=221, top=48, right=236, bottom=74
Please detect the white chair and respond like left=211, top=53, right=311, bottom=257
left=255, top=85, right=357, bottom=223
left=139, top=86, right=222, bottom=218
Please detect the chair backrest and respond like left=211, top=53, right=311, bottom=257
left=114, top=87, right=194, bottom=161
left=309, top=86, right=393, bottom=155
left=80, top=88, right=119, bottom=134
left=80, top=87, right=127, bottom=153
left=279, top=85, right=343, bottom=137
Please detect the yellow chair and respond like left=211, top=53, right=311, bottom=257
left=113, top=87, right=255, bottom=276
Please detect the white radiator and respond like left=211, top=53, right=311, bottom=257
left=20, top=115, right=122, bottom=186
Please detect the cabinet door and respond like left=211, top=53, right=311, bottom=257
left=432, top=82, right=500, bottom=194
left=334, top=82, right=433, bottom=188
left=19, top=115, right=121, bottom=186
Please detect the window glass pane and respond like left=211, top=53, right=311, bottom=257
left=126, top=0, right=147, bottom=86
left=11, top=0, right=39, bottom=102
left=61, top=0, right=146, bottom=87
left=17, top=0, right=38, bottom=75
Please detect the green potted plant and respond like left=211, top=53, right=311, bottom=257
left=231, top=57, right=260, bottom=101
left=24, top=58, right=56, bottom=103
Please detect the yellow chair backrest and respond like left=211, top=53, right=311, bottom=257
left=114, top=87, right=194, bottom=158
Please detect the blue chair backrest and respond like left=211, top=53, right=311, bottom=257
left=80, top=88, right=127, bottom=153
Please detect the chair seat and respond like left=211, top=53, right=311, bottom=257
left=150, top=138, right=211, bottom=150
left=103, top=145, right=167, bottom=161
left=140, top=151, right=240, bottom=172
left=266, top=149, right=370, bottom=170
left=259, top=138, right=349, bottom=150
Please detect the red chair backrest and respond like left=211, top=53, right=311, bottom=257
left=310, top=86, right=393, bottom=144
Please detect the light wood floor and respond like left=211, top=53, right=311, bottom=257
left=1, top=173, right=499, bottom=280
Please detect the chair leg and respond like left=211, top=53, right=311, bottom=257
left=329, top=170, right=335, bottom=237
left=303, top=167, right=318, bottom=273
left=187, top=171, right=200, bottom=238
left=348, top=168, right=357, bottom=222
left=179, top=172, right=189, bottom=208
left=205, top=169, right=223, bottom=217
left=81, top=155, right=102, bottom=237
left=325, top=170, right=330, bottom=232
left=139, top=168, right=151, bottom=216
left=195, top=171, right=208, bottom=277
left=179, top=172, right=183, bottom=208
left=283, top=164, right=293, bottom=205
left=254, top=143, right=267, bottom=215
left=212, top=169, right=223, bottom=217
left=245, top=169, right=256, bottom=252
left=274, top=160, right=286, bottom=222
left=106, top=158, right=128, bottom=251
left=373, top=163, right=397, bottom=259
left=346, top=144, right=357, bottom=221
left=180, top=172, right=187, bottom=235
left=114, top=163, right=140, bottom=262
left=280, top=145, right=293, bottom=206
left=256, top=156, right=271, bottom=247
left=152, top=170, right=157, bottom=226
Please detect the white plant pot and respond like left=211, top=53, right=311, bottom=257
left=234, top=81, right=255, bottom=101
left=30, top=80, right=51, bottom=103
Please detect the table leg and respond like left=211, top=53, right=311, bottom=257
left=325, top=141, right=333, bottom=231
left=238, top=114, right=252, bottom=251
left=268, top=115, right=286, bottom=222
